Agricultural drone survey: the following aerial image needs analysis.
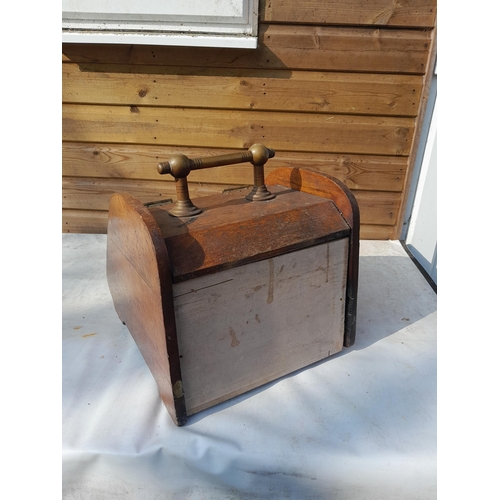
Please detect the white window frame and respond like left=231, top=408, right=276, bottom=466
left=62, top=0, right=259, bottom=49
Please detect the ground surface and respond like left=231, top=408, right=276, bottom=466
left=62, top=234, right=437, bottom=500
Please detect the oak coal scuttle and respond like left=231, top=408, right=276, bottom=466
left=106, top=145, right=359, bottom=426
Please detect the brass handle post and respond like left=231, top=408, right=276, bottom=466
left=245, top=144, right=276, bottom=202
left=157, top=144, right=275, bottom=217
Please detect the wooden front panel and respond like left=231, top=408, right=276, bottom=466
left=174, top=238, right=348, bottom=415
left=62, top=0, right=437, bottom=239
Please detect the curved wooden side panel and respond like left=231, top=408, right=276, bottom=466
left=106, top=193, right=187, bottom=425
left=266, top=167, right=360, bottom=347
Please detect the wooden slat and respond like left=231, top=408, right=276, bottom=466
left=261, top=0, right=436, bottom=28
left=63, top=209, right=108, bottom=233
left=62, top=105, right=414, bottom=156
left=270, top=151, right=407, bottom=193
left=350, top=190, right=400, bottom=226
left=359, top=224, right=395, bottom=240
left=62, top=25, right=431, bottom=74
left=63, top=208, right=394, bottom=239
left=63, top=64, right=423, bottom=117
left=62, top=176, right=400, bottom=226
left=62, top=177, right=235, bottom=211
left=62, top=142, right=407, bottom=192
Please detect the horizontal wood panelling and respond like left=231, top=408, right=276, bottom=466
left=359, top=224, right=394, bottom=240
left=62, top=176, right=400, bottom=226
left=62, top=24, right=431, bottom=74
left=63, top=64, right=422, bottom=117
left=62, top=177, right=232, bottom=211
left=63, top=105, right=414, bottom=156
left=62, top=142, right=406, bottom=192
left=353, top=190, right=400, bottom=225
left=270, top=151, right=406, bottom=192
left=62, top=1, right=436, bottom=240
left=63, top=209, right=108, bottom=234
left=63, top=209, right=395, bottom=239
left=261, top=0, right=436, bottom=28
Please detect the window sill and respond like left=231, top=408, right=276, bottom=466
left=62, top=30, right=258, bottom=49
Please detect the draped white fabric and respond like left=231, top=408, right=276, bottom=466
left=62, top=235, right=436, bottom=499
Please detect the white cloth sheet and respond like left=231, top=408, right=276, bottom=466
left=62, top=234, right=437, bottom=499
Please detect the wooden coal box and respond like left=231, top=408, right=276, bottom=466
left=107, top=164, right=359, bottom=426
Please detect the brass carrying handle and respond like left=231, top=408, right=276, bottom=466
left=157, top=144, right=276, bottom=217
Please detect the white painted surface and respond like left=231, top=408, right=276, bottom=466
left=403, top=59, right=437, bottom=285
left=62, top=235, right=436, bottom=499
left=63, top=0, right=246, bottom=20
left=406, top=101, right=437, bottom=284
left=61, top=32, right=258, bottom=48
left=62, top=0, right=259, bottom=48
left=174, top=240, right=348, bottom=414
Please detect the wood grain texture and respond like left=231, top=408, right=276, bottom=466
left=149, top=185, right=350, bottom=282
left=63, top=209, right=108, bottom=233
left=61, top=0, right=436, bottom=239
left=261, top=0, right=436, bottom=28
left=360, top=224, right=394, bottom=240
left=63, top=175, right=399, bottom=226
left=106, top=193, right=186, bottom=425
left=63, top=64, right=423, bottom=117
left=62, top=24, right=431, bottom=74
left=105, top=176, right=359, bottom=423
left=353, top=190, right=400, bottom=226
left=63, top=177, right=233, bottom=211
left=62, top=104, right=414, bottom=156
left=266, top=168, right=359, bottom=227
left=174, top=239, right=348, bottom=415
left=63, top=208, right=392, bottom=238
left=62, top=176, right=400, bottom=226
left=62, top=142, right=407, bottom=192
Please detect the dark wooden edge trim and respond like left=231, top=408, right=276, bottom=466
left=266, top=167, right=360, bottom=347
left=107, top=193, right=187, bottom=425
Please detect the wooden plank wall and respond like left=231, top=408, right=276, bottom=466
left=62, top=0, right=436, bottom=239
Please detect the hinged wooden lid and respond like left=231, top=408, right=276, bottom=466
left=149, top=184, right=350, bottom=283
